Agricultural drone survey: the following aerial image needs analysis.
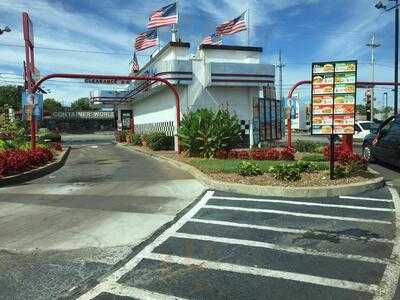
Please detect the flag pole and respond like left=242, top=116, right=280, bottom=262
left=246, top=9, right=250, bottom=46
left=171, top=1, right=178, bottom=42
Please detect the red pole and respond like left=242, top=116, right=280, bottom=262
left=287, top=80, right=310, bottom=148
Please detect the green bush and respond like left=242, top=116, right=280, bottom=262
left=333, top=165, right=347, bottom=179
left=269, top=164, right=302, bottom=182
left=294, top=140, right=323, bottom=153
left=236, top=161, right=263, bottom=177
left=178, top=108, right=241, bottom=158
left=39, top=132, right=61, bottom=142
left=146, top=132, right=174, bottom=151
left=301, top=153, right=325, bottom=162
left=293, top=161, right=318, bottom=173
left=131, top=133, right=142, bottom=146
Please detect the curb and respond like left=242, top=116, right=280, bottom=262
left=116, top=144, right=385, bottom=198
left=0, top=147, right=71, bottom=187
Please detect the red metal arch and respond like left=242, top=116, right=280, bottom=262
left=31, top=73, right=181, bottom=153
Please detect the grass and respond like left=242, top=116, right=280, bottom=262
left=188, top=159, right=329, bottom=174
left=300, top=153, right=326, bottom=162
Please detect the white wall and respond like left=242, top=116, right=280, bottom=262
left=133, top=86, right=188, bottom=124
left=189, top=86, right=256, bottom=121
left=201, top=49, right=261, bottom=64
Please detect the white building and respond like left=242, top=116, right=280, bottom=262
left=92, top=42, right=285, bottom=151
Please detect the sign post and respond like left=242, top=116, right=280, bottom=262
left=311, top=61, right=357, bottom=180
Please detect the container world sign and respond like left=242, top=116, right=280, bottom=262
left=311, top=61, right=357, bottom=135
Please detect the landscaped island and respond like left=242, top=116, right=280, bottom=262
left=118, top=108, right=376, bottom=187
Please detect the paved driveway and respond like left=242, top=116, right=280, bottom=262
left=0, top=139, right=204, bottom=299
left=80, top=187, right=399, bottom=300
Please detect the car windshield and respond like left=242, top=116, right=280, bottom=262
left=360, top=122, right=379, bottom=131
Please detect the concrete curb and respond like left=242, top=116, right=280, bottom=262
left=0, top=147, right=71, bottom=187
left=116, top=144, right=385, bottom=198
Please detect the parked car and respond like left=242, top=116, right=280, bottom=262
left=354, top=121, right=380, bottom=140
left=362, top=115, right=400, bottom=168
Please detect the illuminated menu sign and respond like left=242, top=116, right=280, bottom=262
left=311, top=61, right=357, bottom=135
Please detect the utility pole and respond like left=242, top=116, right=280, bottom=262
left=375, top=0, right=399, bottom=115
left=276, top=50, right=285, bottom=102
left=366, top=33, right=380, bottom=121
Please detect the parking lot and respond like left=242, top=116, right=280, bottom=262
left=80, top=187, right=399, bottom=300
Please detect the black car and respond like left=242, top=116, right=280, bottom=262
left=362, top=115, right=400, bottom=168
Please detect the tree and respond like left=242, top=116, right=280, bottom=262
left=356, top=104, right=367, bottom=116
left=0, top=85, right=23, bottom=110
left=43, top=98, right=63, bottom=113
left=71, top=97, right=95, bottom=111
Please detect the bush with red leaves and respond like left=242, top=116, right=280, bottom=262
left=215, top=147, right=295, bottom=161
left=323, top=144, right=367, bottom=176
left=49, top=142, right=63, bottom=151
left=280, top=147, right=296, bottom=161
left=0, top=147, right=54, bottom=177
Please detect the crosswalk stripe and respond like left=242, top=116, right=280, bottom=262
left=339, top=196, right=393, bottom=203
left=172, top=232, right=389, bottom=264
left=101, top=282, right=187, bottom=300
left=211, top=196, right=394, bottom=212
left=188, top=218, right=394, bottom=244
left=204, top=205, right=393, bottom=224
left=146, top=253, right=379, bottom=294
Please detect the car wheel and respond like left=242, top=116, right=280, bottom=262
left=362, top=146, right=374, bottom=162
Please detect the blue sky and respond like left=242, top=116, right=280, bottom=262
left=0, top=0, right=397, bottom=107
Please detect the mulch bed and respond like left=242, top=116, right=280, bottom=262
left=207, top=172, right=373, bottom=188
left=130, top=146, right=376, bottom=187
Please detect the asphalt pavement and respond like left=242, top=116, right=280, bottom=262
left=0, top=134, right=204, bottom=300
left=79, top=188, right=399, bottom=300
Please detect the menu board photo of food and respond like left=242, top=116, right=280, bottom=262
left=311, top=60, right=357, bottom=135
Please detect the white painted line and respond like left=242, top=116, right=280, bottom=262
left=77, top=191, right=215, bottom=300
left=340, top=196, right=393, bottom=203
left=147, top=253, right=378, bottom=294
left=374, top=186, right=400, bottom=300
left=172, top=232, right=389, bottom=264
left=190, top=218, right=307, bottom=234
left=105, top=282, right=187, bottom=300
left=211, top=196, right=395, bottom=212
left=188, top=218, right=394, bottom=244
left=204, top=205, right=393, bottom=224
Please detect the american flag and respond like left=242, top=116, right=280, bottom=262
left=201, top=33, right=222, bottom=45
left=135, top=29, right=158, bottom=51
left=131, top=52, right=139, bottom=73
left=147, top=3, right=178, bottom=29
left=216, top=12, right=247, bottom=36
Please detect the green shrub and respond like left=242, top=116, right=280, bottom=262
left=0, top=139, right=6, bottom=151
left=178, top=108, right=241, bottom=158
left=146, top=132, right=174, bottom=151
left=39, top=132, right=61, bottom=142
left=301, top=153, right=325, bottom=162
left=294, top=161, right=318, bottom=173
left=236, top=161, right=263, bottom=177
left=333, top=165, right=347, bottom=179
left=131, top=133, right=142, bottom=146
left=294, top=140, right=323, bottom=153
left=269, top=164, right=302, bottom=182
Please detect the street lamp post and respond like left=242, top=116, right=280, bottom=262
left=375, top=0, right=399, bottom=115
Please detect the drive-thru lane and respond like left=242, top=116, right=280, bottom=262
left=79, top=187, right=399, bottom=300
left=0, top=139, right=204, bottom=300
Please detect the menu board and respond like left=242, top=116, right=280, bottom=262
left=311, top=61, right=357, bottom=135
